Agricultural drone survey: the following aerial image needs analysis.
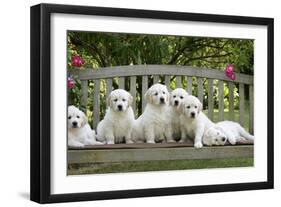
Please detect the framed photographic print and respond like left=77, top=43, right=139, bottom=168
left=30, top=3, right=274, bottom=203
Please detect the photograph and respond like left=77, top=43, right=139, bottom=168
left=67, top=31, right=255, bottom=175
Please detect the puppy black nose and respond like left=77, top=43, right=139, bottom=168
left=117, top=105, right=123, bottom=110
left=72, top=121, right=77, bottom=127
left=160, top=97, right=165, bottom=103
left=174, top=100, right=179, bottom=106
left=222, top=137, right=226, bottom=142
left=191, top=112, right=195, bottom=117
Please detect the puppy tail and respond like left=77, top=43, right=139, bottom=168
left=238, top=126, right=254, bottom=141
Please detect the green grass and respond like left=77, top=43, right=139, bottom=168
left=68, top=158, right=254, bottom=175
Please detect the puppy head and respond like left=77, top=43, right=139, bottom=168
left=170, top=88, right=189, bottom=109
left=107, top=89, right=133, bottom=112
left=204, top=126, right=227, bottom=146
left=144, top=83, right=169, bottom=105
left=180, top=95, right=202, bottom=119
left=67, top=105, right=87, bottom=129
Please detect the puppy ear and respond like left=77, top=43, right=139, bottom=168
left=128, top=93, right=133, bottom=106
left=169, top=92, right=173, bottom=105
left=198, top=101, right=203, bottom=112
left=81, top=111, right=88, bottom=126
left=106, top=94, right=112, bottom=108
left=144, top=88, right=152, bottom=104
left=180, top=102, right=186, bottom=114
left=165, top=89, right=170, bottom=104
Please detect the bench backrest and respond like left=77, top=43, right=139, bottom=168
left=68, top=64, right=254, bottom=133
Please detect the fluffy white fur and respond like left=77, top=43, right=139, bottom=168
left=68, top=105, right=102, bottom=147
left=97, top=89, right=135, bottom=144
left=169, top=88, right=189, bottom=140
left=132, top=83, right=173, bottom=143
left=202, top=125, right=227, bottom=146
left=215, top=121, right=254, bottom=145
left=179, top=95, right=214, bottom=148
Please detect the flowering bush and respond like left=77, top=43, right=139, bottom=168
left=225, top=64, right=236, bottom=81
left=71, top=55, right=84, bottom=67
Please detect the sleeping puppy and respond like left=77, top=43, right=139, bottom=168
left=68, top=105, right=102, bottom=147
left=132, top=83, right=173, bottom=143
left=169, top=88, right=189, bottom=141
left=97, top=89, right=135, bottom=144
left=202, top=126, right=227, bottom=146
left=216, top=121, right=254, bottom=145
left=179, top=95, right=214, bottom=148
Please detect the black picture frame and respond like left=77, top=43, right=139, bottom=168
left=30, top=3, right=274, bottom=204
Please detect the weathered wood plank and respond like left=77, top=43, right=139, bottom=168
left=249, top=84, right=254, bottom=134
left=68, top=145, right=254, bottom=164
left=208, top=79, right=214, bottom=121
left=176, top=76, right=181, bottom=87
left=153, top=75, right=160, bottom=84
left=165, top=75, right=170, bottom=91
left=93, top=79, right=100, bottom=129
left=187, top=76, right=193, bottom=95
left=142, top=76, right=148, bottom=112
left=118, top=77, right=125, bottom=89
left=130, top=76, right=137, bottom=116
left=228, top=82, right=235, bottom=121
left=197, top=77, right=204, bottom=104
left=218, top=80, right=224, bottom=121
left=239, top=83, right=245, bottom=127
left=106, top=78, right=112, bottom=100
left=81, top=80, right=88, bottom=108
left=69, top=65, right=253, bottom=84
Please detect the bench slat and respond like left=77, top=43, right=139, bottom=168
left=68, top=145, right=254, bottom=164
left=239, top=83, right=245, bottom=127
left=208, top=79, right=214, bottom=121
left=228, top=82, right=235, bottom=121
left=69, top=65, right=253, bottom=84
left=119, top=77, right=125, bottom=89
left=153, top=75, right=160, bottom=84
left=218, top=80, right=224, bottom=121
left=142, top=76, right=148, bottom=111
left=93, top=79, right=100, bottom=129
left=197, top=77, right=204, bottom=104
left=165, top=75, right=170, bottom=91
left=130, top=76, right=137, bottom=116
left=106, top=78, right=112, bottom=105
left=249, top=85, right=254, bottom=134
left=81, top=80, right=88, bottom=108
left=176, top=75, right=181, bottom=87
left=187, top=76, right=192, bottom=95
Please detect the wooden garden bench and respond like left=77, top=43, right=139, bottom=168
left=68, top=65, right=254, bottom=165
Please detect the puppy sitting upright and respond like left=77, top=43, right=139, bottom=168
left=179, top=95, right=214, bottom=148
left=132, top=83, right=173, bottom=143
left=169, top=88, right=189, bottom=141
left=97, top=89, right=135, bottom=144
left=68, top=105, right=102, bottom=147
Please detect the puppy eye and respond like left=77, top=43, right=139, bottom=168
left=180, top=96, right=183, bottom=99
left=187, top=106, right=190, bottom=109
left=122, top=98, right=126, bottom=102
left=154, top=93, right=158, bottom=96
left=163, top=91, right=166, bottom=94
left=173, top=95, right=176, bottom=98
left=217, top=132, right=219, bottom=135
left=68, top=116, right=71, bottom=119
left=195, top=106, right=198, bottom=108
left=114, top=99, right=118, bottom=102
left=215, top=139, right=218, bottom=142
left=76, top=115, right=80, bottom=118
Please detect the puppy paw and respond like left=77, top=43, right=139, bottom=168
left=74, top=143, right=85, bottom=148
left=228, top=138, right=236, bottom=145
left=179, top=139, right=185, bottom=143
left=147, top=140, right=155, bottom=144
left=167, top=139, right=176, bottom=143
left=126, top=140, right=134, bottom=144
left=107, top=141, right=115, bottom=145
left=194, top=142, right=203, bottom=149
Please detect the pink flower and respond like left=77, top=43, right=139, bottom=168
left=225, top=64, right=236, bottom=81
left=67, top=77, right=75, bottom=89
left=71, top=55, right=84, bottom=67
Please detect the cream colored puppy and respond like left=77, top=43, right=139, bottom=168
left=97, top=89, right=134, bottom=144
left=179, top=95, right=214, bottom=148
left=202, top=126, right=227, bottom=146
left=68, top=105, right=102, bottom=147
left=132, top=83, right=173, bottom=143
left=169, top=88, right=189, bottom=140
